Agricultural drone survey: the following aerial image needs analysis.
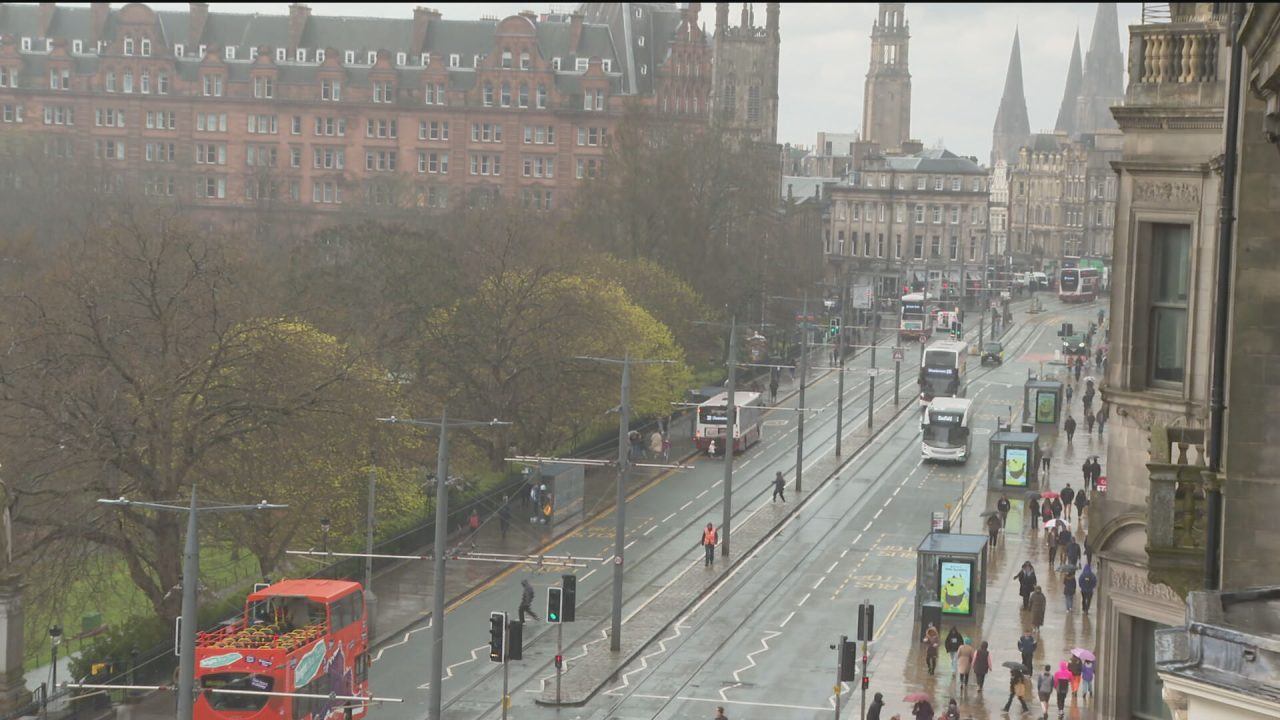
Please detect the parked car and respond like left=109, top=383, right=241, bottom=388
left=981, top=341, right=1005, bottom=366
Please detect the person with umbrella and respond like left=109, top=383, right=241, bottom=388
left=1002, top=664, right=1031, bottom=713
left=1078, top=563, right=1098, bottom=614
left=1014, top=561, right=1037, bottom=609
left=866, top=692, right=885, bottom=720
left=1030, top=586, right=1047, bottom=634
left=1068, top=653, right=1084, bottom=699
left=944, top=626, right=964, bottom=676
left=1017, top=629, right=1037, bottom=670
left=1082, top=658, right=1096, bottom=699
left=904, top=694, right=932, bottom=720
left=973, top=640, right=992, bottom=691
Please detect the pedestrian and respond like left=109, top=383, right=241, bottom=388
left=1065, top=383, right=1074, bottom=404
left=1074, top=489, right=1088, bottom=523
left=943, top=698, right=960, bottom=720
left=923, top=624, right=941, bottom=675
left=1082, top=660, right=1096, bottom=699
left=769, top=376, right=779, bottom=404
left=708, top=439, right=718, bottom=459
left=1054, top=661, right=1072, bottom=715
left=771, top=471, right=787, bottom=502
left=1063, top=571, right=1077, bottom=613
left=1078, top=563, right=1097, bottom=614
left=1036, top=665, right=1054, bottom=719
left=1090, top=456, right=1104, bottom=489
left=1065, top=538, right=1081, bottom=571
left=1040, top=447, right=1052, bottom=479
left=1064, top=413, right=1076, bottom=444
left=1084, top=409, right=1095, bottom=434
left=1047, top=526, right=1060, bottom=568
left=1074, top=357, right=1083, bottom=381
left=974, top=640, right=992, bottom=691
left=1060, top=484, right=1075, bottom=521
left=1015, top=562, right=1038, bottom=609
left=957, top=637, right=975, bottom=687
left=1041, top=501, right=1054, bottom=534
left=713, top=706, right=729, bottom=720
left=986, top=511, right=1002, bottom=547
left=1097, top=406, right=1108, bottom=435
left=1095, top=347, right=1103, bottom=370
left=1050, top=496, right=1064, bottom=521
left=867, top=692, right=885, bottom=720
left=662, top=434, right=671, bottom=462
left=945, top=626, right=964, bottom=675
left=649, top=430, right=664, bottom=460
left=468, top=508, right=481, bottom=533
left=997, top=493, right=1012, bottom=527
left=1068, top=655, right=1084, bottom=699
left=790, top=362, right=796, bottom=381
left=700, top=522, right=717, bottom=568
left=1003, top=668, right=1031, bottom=713
left=1030, top=586, right=1047, bottom=634
left=911, top=699, right=933, bottom=720
left=518, top=579, right=540, bottom=623
left=498, top=498, right=511, bottom=540
left=1028, top=496, right=1040, bottom=532
left=1018, top=630, right=1037, bottom=670
left=1081, top=457, right=1093, bottom=489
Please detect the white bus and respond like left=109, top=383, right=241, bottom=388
left=898, top=292, right=935, bottom=341
left=919, top=340, right=968, bottom=405
left=694, top=391, right=765, bottom=455
left=921, top=397, right=974, bottom=462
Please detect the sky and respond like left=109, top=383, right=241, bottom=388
left=136, top=2, right=1142, bottom=161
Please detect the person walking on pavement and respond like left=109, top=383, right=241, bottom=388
left=1082, top=660, right=1096, bottom=699
left=649, top=430, right=664, bottom=460
left=911, top=699, right=934, bottom=720
left=1040, top=446, right=1052, bottom=478
left=518, top=579, right=540, bottom=623
left=1054, top=661, right=1072, bottom=715
left=997, top=493, right=1012, bottom=528
left=498, top=498, right=511, bottom=540
left=708, top=439, right=718, bottom=459
left=1074, top=488, right=1089, bottom=523
left=1091, top=456, right=1104, bottom=490
left=1004, top=668, right=1031, bottom=713
left=1028, top=496, right=1041, bottom=533
left=986, top=511, right=1002, bottom=548
left=468, top=508, right=481, bottom=533
left=945, top=626, right=964, bottom=675
left=700, top=523, right=718, bottom=568
left=769, top=375, right=779, bottom=404
left=1078, top=563, right=1098, bottom=614
left=956, top=637, right=975, bottom=688
left=1097, top=406, right=1108, bottom=436
left=1050, top=495, right=1064, bottom=522
left=1018, top=630, right=1038, bottom=670
left=1060, top=484, right=1076, bottom=522
left=1030, top=586, right=1047, bottom=634
left=866, top=692, right=885, bottom=720
left=1063, top=570, right=1078, bottom=613
left=1015, top=562, right=1038, bottom=609
left=1037, top=665, right=1055, bottom=719
left=1064, top=413, right=1077, bottom=444
left=1074, top=356, right=1083, bottom=382
left=1068, top=655, right=1084, bottom=700
left=662, top=434, right=671, bottom=462
left=923, top=624, right=941, bottom=675
left=943, top=698, right=961, bottom=720
left=1081, top=458, right=1093, bottom=490
left=1084, top=409, right=1095, bottom=434
left=974, top=640, right=992, bottom=691
left=1047, top=526, right=1060, bottom=568
left=771, top=471, right=786, bottom=502
left=1065, top=537, right=1082, bottom=571
left=1065, top=383, right=1074, bottom=405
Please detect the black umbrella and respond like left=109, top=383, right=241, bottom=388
left=1025, top=491, right=1042, bottom=499
left=1002, top=661, right=1031, bottom=673
left=979, top=510, right=999, bottom=518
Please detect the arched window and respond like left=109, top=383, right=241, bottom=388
left=483, top=82, right=494, bottom=106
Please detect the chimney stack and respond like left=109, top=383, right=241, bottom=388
left=38, top=3, right=55, bottom=37
left=569, top=11, right=584, bottom=54
left=412, top=7, right=440, bottom=54
left=91, top=3, right=109, bottom=41
left=288, top=3, right=311, bottom=50
left=188, top=3, right=209, bottom=48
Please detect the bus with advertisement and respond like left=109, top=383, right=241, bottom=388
left=195, top=579, right=369, bottom=720
left=918, top=340, right=969, bottom=406
left=1058, top=267, right=1100, bottom=303
left=899, top=292, right=936, bottom=342
left=694, top=391, right=765, bottom=454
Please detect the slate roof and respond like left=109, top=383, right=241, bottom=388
left=882, top=148, right=986, bottom=174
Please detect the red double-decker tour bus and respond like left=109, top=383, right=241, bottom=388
left=195, top=579, right=369, bottom=720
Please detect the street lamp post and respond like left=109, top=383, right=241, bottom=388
left=378, top=412, right=510, bottom=720
left=97, top=489, right=285, bottom=720
left=48, top=625, right=61, bottom=699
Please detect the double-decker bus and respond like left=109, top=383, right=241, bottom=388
left=1058, top=267, right=1100, bottom=303
left=196, top=579, right=369, bottom=720
left=921, top=397, right=973, bottom=462
left=919, top=340, right=968, bottom=406
left=694, top=391, right=765, bottom=454
left=899, top=292, right=936, bottom=341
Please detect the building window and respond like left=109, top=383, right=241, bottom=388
left=471, top=122, right=503, bottom=143
left=483, top=83, right=494, bottom=106
left=425, top=82, right=447, bottom=105
left=43, top=105, right=74, bottom=125
left=747, top=85, right=761, bottom=121
left=123, top=37, right=134, bottom=56
left=915, top=176, right=926, bottom=190
left=469, top=153, right=502, bottom=176
left=913, top=235, right=924, bottom=259
left=195, top=112, right=227, bottom=132
left=877, top=233, right=885, bottom=258
left=312, top=147, right=345, bottom=170
left=374, top=81, right=394, bottom=103
left=254, top=76, right=274, bottom=99
left=94, top=108, right=126, bottom=127
left=417, top=151, right=449, bottom=174
left=1129, top=619, right=1175, bottom=720
left=246, top=145, right=279, bottom=167
left=501, top=83, right=512, bottom=107
left=968, top=236, right=978, bottom=261
left=94, top=139, right=125, bottom=160
left=195, top=142, right=226, bottom=165
left=290, top=147, right=302, bottom=168
left=321, top=79, right=341, bottom=101
left=4, top=103, right=25, bottom=123
left=364, top=149, right=398, bottom=172
left=521, top=156, right=555, bottom=178
left=575, top=157, right=602, bottom=179
left=1149, top=223, right=1191, bottom=386
left=157, top=73, right=169, bottom=95
left=913, top=205, right=924, bottom=223
left=536, top=84, right=548, bottom=108
left=930, top=235, right=941, bottom=258
left=247, top=114, right=278, bottom=134
left=895, top=204, right=905, bottom=223
left=932, top=206, right=942, bottom=224
left=366, top=118, right=398, bottom=139
left=934, top=176, right=944, bottom=191
left=951, top=177, right=961, bottom=191
left=895, top=234, right=902, bottom=259
left=518, top=83, right=529, bottom=108
left=950, top=207, right=960, bottom=225
left=312, top=180, right=342, bottom=204
left=202, top=74, right=223, bottom=97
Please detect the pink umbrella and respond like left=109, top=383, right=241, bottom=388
left=1072, top=648, right=1096, bottom=662
left=903, top=692, right=932, bottom=703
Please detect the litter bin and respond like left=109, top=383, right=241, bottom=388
left=920, top=601, right=943, bottom=641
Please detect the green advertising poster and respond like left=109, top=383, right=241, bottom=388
left=940, top=559, right=974, bottom=615
left=1004, top=446, right=1029, bottom=487
left=1036, top=390, right=1058, bottom=424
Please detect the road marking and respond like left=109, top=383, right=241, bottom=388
left=680, top=500, right=693, bottom=510
left=697, top=490, right=709, bottom=499
left=852, top=533, right=863, bottom=545
left=826, top=561, right=838, bottom=573
left=893, top=486, right=901, bottom=496
left=662, top=512, right=677, bottom=523
left=720, top=629, right=783, bottom=701
left=643, top=525, right=658, bottom=536
left=370, top=618, right=431, bottom=663
left=873, top=508, right=883, bottom=520
left=839, top=549, right=849, bottom=558
left=712, top=480, right=722, bottom=487
left=863, top=521, right=873, bottom=531
left=604, top=621, right=686, bottom=695
left=780, top=610, right=796, bottom=628
left=581, top=568, right=597, bottom=581
left=811, top=576, right=826, bottom=590
left=624, top=539, right=638, bottom=550
left=798, top=592, right=811, bottom=607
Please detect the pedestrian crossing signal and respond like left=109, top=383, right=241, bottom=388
left=839, top=637, right=856, bottom=681
left=862, top=675, right=870, bottom=690
left=489, top=612, right=506, bottom=662
left=546, top=587, right=562, bottom=623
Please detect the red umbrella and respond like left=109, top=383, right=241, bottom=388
left=903, top=692, right=932, bottom=703
left=1040, top=490, right=1061, bottom=499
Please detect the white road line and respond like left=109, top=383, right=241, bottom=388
left=625, top=539, right=638, bottom=549
left=863, top=521, right=873, bottom=531
left=720, top=630, right=783, bottom=701
left=601, top=555, right=614, bottom=565
left=873, top=508, right=883, bottom=520
left=798, top=592, right=811, bottom=607
left=697, top=490, right=709, bottom=499
left=643, top=525, right=658, bottom=536
left=811, top=576, right=826, bottom=590
left=662, top=512, right=677, bottom=523
left=826, top=561, right=839, bottom=573
left=839, top=549, right=849, bottom=558
left=680, top=500, right=694, bottom=510
left=780, top=610, right=796, bottom=628
left=712, top=480, right=722, bottom=487
left=893, top=486, right=902, bottom=496
left=853, top=533, right=863, bottom=545
left=371, top=618, right=431, bottom=663
left=581, top=568, right=597, bottom=582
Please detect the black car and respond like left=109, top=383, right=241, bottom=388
left=1062, top=333, right=1090, bottom=357
left=981, top=341, right=1004, bottom=366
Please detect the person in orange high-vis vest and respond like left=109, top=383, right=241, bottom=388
left=701, top=523, right=718, bottom=568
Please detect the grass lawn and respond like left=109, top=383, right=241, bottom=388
left=23, top=543, right=262, bottom=672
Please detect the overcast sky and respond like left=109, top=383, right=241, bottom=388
left=138, top=2, right=1141, bottom=160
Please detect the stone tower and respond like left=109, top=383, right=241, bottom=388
left=1055, top=30, right=1084, bottom=136
left=711, top=3, right=781, bottom=144
left=992, top=28, right=1031, bottom=166
left=1075, top=2, right=1124, bottom=132
left=861, top=3, right=911, bottom=153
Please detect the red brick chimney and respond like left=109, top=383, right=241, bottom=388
left=188, top=2, right=209, bottom=47
left=38, top=3, right=55, bottom=37
left=288, top=3, right=311, bottom=50
left=91, top=2, right=109, bottom=41
left=412, top=7, right=440, bottom=54
left=569, top=11, right=584, bottom=54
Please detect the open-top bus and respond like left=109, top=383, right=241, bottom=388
left=919, top=340, right=969, bottom=406
left=195, top=579, right=369, bottom=720
left=694, top=391, right=765, bottom=454
left=1058, top=267, right=1100, bottom=303
left=921, top=397, right=974, bottom=462
left=899, top=292, right=936, bottom=341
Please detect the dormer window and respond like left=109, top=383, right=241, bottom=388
left=575, top=58, right=588, bottom=72
left=72, top=40, right=83, bottom=54
left=276, top=48, right=287, bottom=62
left=473, top=55, right=481, bottom=67
left=97, top=40, right=106, bottom=54
left=141, top=38, right=151, bottom=56
left=315, top=49, right=325, bottom=63
left=367, top=51, right=376, bottom=65
left=345, top=50, right=355, bottom=65
left=20, top=38, right=31, bottom=52
left=45, top=39, right=52, bottom=52
left=250, top=47, right=258, bottom=60
left=225, top=46, right=236, bottom=61
left=602, top=59, right=612, bottom=73
left=175, top=43, right=185, bottom=58
left=552, top=58, right=561, bottom=71
left=124, top=37, right=135, bottom=56
left=449, top=53, right=460, bottom=68
left=502, top=51, right=512, bottom=69
left=420, top=53, right=429, bottom=66
left=396, top=52, right=406, bottom=66
left=296, top=48, right=306, bottom=62
left=198, top=44, right=207, bottom=58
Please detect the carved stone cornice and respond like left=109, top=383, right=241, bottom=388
left=1108, top=560, right=1185, bottom=605
left=1133, top=179, right=1202, bottom=207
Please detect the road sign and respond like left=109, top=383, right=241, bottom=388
left=1097, top=475, right=1107, bottom=493
left=892, top=347, right=904, bottom=362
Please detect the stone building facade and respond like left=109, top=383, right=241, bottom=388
left=709, top=2, right=780, bottom=145
left=862, top=3, right=911, bottom=153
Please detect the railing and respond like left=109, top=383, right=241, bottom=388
left=1132, top=24, right=1221, bottom=85
left=1145, top=424, right=1215, bottom=596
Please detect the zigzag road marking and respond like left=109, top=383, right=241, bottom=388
left=536, top=628, right=609, bottom=693
left=417, top=644, right=488, bottom=690
left=603, top=622, right=687, bottom=696
left=371, top=618, right=431, bottom=663
left=718, top=630, right=781, bottom=701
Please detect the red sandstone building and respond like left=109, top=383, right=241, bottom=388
left=0, top=2, right=778, bottom=218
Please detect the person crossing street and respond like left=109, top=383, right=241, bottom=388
left=518, top=579, right=540, bottom=623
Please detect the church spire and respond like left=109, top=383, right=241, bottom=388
left=1054, top=30, right=1084, bottom=136
left=1076, top=2, right=1124, bottom=132
left=992, top=28, right=1031, bottom=166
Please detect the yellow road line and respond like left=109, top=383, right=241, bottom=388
left=874, top=596, right=907, bottom=641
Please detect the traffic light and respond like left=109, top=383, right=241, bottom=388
left=489, top=612, right=506, bottom=662
left=554, top=654, right=564, bottom=670
left=546, top=586, right=563, bottom=623
left=838, top=636, right=856, bottom=682
left=857, top=603, right=875, bottom=642
left=561, top=574, right=577, bottom=622
left=862, top=675, right=870, bottom=690
left=507, top=620, right=523, bottom=661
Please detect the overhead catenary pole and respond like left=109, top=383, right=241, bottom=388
left=868, top=301, right=878, bottom=430
left=836, top=286, right=847, bottom=457
left=721, top=316, right=737, bottom=557
left=613, top=356, right=630, bottom=651
left=795, top=292, right=809, bottom=493
left=364, top=441, right=378, bottom=639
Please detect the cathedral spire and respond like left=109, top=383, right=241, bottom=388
left=1054, top=30, right=1084, bottom=136
left=1076, top=2, right=1124, bottom=132
left=992, top=28, right=1031, bottom=166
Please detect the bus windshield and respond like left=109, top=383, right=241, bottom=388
left=902, top=301, right=925, bottom=316
left=924, top=350, right=957, bottom=368
left=1060, top=271, right=1079, bottom=291
left=924, top=413, right=968, bottom=448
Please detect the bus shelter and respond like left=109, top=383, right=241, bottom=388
left=987, top=430, right=1042, bottom=491
left=524, top=461, right=584, bottom=529
left=1022, top=379, right=1065, bottom=428
left=915, top=533, right=990, bottom=637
